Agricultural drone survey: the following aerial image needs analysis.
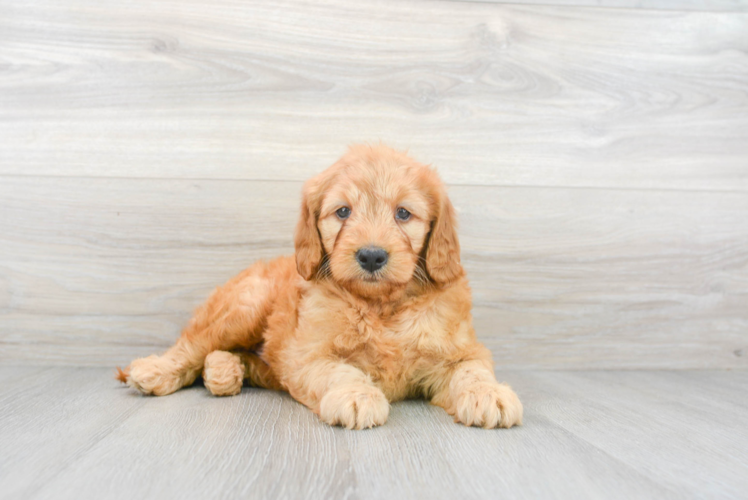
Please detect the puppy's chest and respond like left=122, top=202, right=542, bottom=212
left=336, top=303, right=448, bottom=376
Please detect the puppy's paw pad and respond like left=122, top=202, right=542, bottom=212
left=319, top=385, right=390, bottom=430
left=453, top=383, right=523, bottom=429
left=204, top=351, right=244, bottom=396
left=127, top=355, right=183, bottom=396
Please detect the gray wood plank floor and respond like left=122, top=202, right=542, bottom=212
left=1, top=368, right=746, bottom=500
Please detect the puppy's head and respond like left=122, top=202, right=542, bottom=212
left=295, top=144, right=462, bottom=298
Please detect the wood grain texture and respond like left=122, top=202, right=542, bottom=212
left=1, top=0, right=747, bottom=369
left=0, top=0, right=746, bottom=191
left=1, top=177, right=746, bottom=369
left=1, top=368, right=746, bottom=499
left=455, top=0, right=748, bottom=12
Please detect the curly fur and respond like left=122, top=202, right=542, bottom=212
left=117, top=144, right=523, bottom=430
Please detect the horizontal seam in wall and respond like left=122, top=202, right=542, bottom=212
left=0, top=173, right=746, bottom=194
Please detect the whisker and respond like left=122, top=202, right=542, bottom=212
left=315, top=255, right=332, bottom=281
left=411, top=263, right=431, bottom=287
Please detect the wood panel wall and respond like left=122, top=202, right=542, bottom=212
left=1, top=0, right=746, bottom=368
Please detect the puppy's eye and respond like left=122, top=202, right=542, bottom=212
left=396, top=207, right=411, bottom=221
left=336, top=207, right=351, bottom=219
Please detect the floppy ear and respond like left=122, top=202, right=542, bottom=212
left=295, top=161, right=343, bottom=280
left=294, top=176, right=326, bottom=281
left=425, top=189, right=463, bottom=284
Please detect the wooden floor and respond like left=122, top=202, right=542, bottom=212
left=1, top=367, right=746, bottom=500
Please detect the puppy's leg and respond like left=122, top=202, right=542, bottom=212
left=125, top=266, right=273, bottom=396
left=203, top=351, right=244, bottom=396
left=429, top=357, right=523, bottom=429
left=237, top=351, right=282, bottom=390
left=203, top=350, right=282, bottom=396
left=287, top=360, right=389, bottom=430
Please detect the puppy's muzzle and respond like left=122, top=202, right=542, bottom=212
left=356, top=247, right=388, bottom=273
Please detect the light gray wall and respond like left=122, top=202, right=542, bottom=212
left=1, top=0, right=746, bottom=369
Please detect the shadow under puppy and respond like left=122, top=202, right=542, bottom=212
left=118, top=144, right=523, bottom=430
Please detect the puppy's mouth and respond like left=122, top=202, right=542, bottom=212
left=358, top=270, right=393, bottom=284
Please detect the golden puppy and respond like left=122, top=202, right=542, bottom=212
left=118, top=144, right=523, bottom=430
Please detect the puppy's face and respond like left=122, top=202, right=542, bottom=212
left=317, top=162, right=432, bottom=297
left=295, top=145, right=463, bottom=298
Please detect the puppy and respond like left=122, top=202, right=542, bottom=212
left=118, top=144, right=523, bottom=430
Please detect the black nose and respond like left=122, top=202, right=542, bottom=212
left=356, top=247, right=388, bottom=273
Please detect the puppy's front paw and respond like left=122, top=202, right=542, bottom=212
left=204, top=351, right=244, bottom=396
left=127, top=355, right=184, bottom=396
left=319, top=385, right=390, bottom=430
left=452, top=382, right=523, bottom=429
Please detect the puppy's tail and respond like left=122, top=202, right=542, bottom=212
left=114, top=366, right=130, bottom=384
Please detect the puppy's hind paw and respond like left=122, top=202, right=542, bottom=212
left=203, top=350, right=244, bottom=397
left=319, top=384, right=390, bottom=430
left=127, top=355, right=185, bottom=396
